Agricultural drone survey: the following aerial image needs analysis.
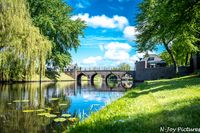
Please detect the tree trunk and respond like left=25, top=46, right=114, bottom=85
left=163, top=42, right=179, bottom=74
left=185, top=53, right=189, bottom=66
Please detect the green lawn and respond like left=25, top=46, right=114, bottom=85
left=69, top=75, right=200, bottom=133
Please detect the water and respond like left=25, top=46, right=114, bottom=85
left=0, top=80, right=132, bottom=133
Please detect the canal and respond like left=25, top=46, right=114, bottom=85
left=0, top=80, right=133, bottom=133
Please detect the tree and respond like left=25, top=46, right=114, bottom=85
left=0, top=0, right=51, bottom=81
left=136, top=0, right=199, bottom=74
left=160, top=39, right=198, bottom=66
left=118, top=63, right=131, bottom=70
left=27, top=0, right=86, bottom=70
left=112, top=63, right=131, bottom=71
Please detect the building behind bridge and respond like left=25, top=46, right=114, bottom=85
left=139, top=54, right=166, bottom=68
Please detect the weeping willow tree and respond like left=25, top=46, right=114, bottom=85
left=0, top=0, right=51, bottom=81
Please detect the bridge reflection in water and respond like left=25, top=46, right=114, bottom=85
left=77, top=78, right=134, bottom=91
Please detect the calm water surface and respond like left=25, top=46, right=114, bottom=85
left=0, top=81, right=131, bottom=133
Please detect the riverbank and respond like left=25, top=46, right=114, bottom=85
left=69, top=75, right=200, bottom=133
left=0, top=71, right=74, bottom=82
left=44, top=71, right=74, bottom=81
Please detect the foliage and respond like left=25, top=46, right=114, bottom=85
left=52, top=52, right=72, bottom=71
left=160, top=50, right=191, bottom=67
left=112, top=63, right=131, bottom=70
left=27, top=0, right=86, bottom=69
left=136, top=0, right=200, bottom=73
left=160, top=36, right=199, bottom=66
left=160, top=51, right=176, bottom=66
left=69, top=75, right=200, bottom=133
left=0, top=0, right=51, bottom=81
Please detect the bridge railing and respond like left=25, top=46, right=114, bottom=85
left=64, top=67, right=134, bottom=71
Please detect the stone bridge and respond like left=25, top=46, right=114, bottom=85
left=65, top=70, right=135, bottom=83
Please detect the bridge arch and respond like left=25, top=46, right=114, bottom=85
left=77, top=73, right=87, bottom=81
left=106, top=72, right=123, bottom=80
left=90, top=72, right=104, bottom=85
left=105, top=73, right=117, bottom=85
left=90, top=73, right=98, bottom=85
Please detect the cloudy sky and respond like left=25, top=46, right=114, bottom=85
left=66, top=0, right=164, bottom=69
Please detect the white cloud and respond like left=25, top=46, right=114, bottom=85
left=80, top=42, right=133, bottom=67
left=85, top=36, right=126, bottom=41
left=76, top=3, right=85, bottom=8
left=71, top=13, right=129, bottom=30
left=82, top=56, right=103, bottom=64
left=113, top=15, right=129, bottom=29
left=99, top=44, right=104, bottom=51
left=75, top=0, right=91, bottom=9
left=105, top=50, right=130, bottom=61
left=79, top=42, right=157, bottom=69
left=103, top=42, right=132, bottom=61
left=123, top=26, right=138, bottom=41
left=130, top=52, right=145, bottom=63
left=130, top=51, right=156, bottom=63
left=104, top=42, right=132, bottom=51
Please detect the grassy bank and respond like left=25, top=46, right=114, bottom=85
left=31, top=71, right=74, bottom=82
left=69, top=75, right=200, bottom=133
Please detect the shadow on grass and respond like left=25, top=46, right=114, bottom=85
left=127, top=76, right=200, bottom=99
left=70, top=98, right=200, bottom=133
left=45, top=71, right=60, bottom=81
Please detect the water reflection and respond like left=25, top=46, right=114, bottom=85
left=0, top=81, right=131, bottom=133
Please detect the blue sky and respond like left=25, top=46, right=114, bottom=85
left=66, top=0, right=164, bottom=69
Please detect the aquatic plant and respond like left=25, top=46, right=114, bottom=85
left=22, top=110, right=35, bottom=113
left=61, top=114, right=71, bottom=117
left=54, top=118, right=66, bottom=122
left=13, top=100, right=29, bottom=103
left=35, top=109, right=45, bottom=112
left=49, top=98, right=59, bottom=101
left=45, top=114, right=57, bottom=118
left=37, top=113, right=50, bottom=116
left=59, top=103, right=68, bottom=106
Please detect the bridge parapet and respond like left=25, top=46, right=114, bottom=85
left=64, top=69, right=135, bottom=83
left=77, top=67, right=134, bottom=71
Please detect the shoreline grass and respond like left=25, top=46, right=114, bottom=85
left=69, top=75, right=200, bottom=133
left=0, top=71, right=75, bottom=82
